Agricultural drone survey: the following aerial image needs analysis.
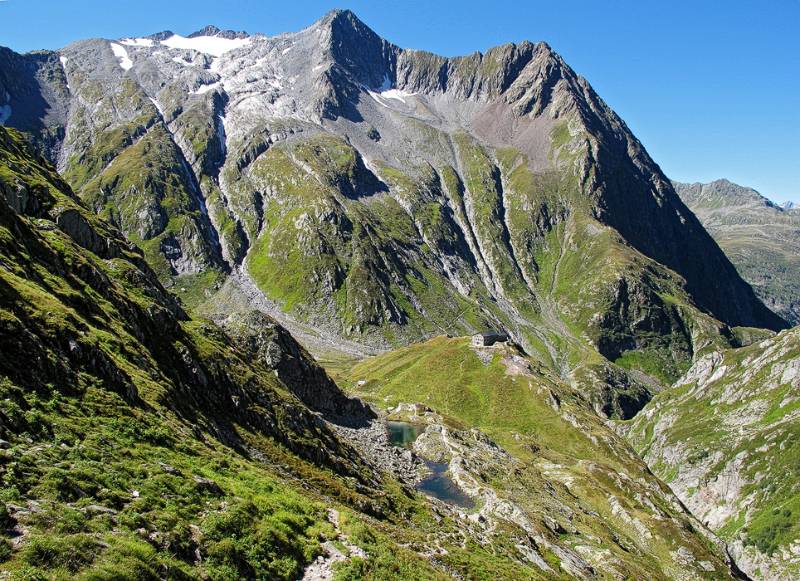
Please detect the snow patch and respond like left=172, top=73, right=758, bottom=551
left=190, top=82, right=222, bottom=95
left=216, top=113, right=227, bottom=157
left=121, top=37, right=154, bottom=48
left=368, top=87, right=417, bottom=108
left=367, top=75, right=416, bottom=106
left=380, top=88, right=416, bottom=103
left=149, top=97, right=165, bottom=119
left=110, top=43, right=133, bottom=71
left=161, top=34, right=250, bottom=57
left=59, top=56, right=71, bottom=91
left=281, top=46, right=293, bottom=55
left=0, top=104, right=11, bottom=125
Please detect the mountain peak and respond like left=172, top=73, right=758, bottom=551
left=146, top=30, right=176, bottom=41
left=306, top=8, right=396, bottom=99
left=188, top=25, right=248, bottom=39
left=315, top=7, right=387, bottom=47
left=318, top=8, right=363, bottom=26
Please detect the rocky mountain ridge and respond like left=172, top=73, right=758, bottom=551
left=0, top=11, right=786, bottom=399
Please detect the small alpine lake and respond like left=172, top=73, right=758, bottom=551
left=385, top=420, right=475, bottom=509
left=417, top=461, right=475, bottom=508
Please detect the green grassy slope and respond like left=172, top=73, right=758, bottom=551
left=59, top=74, right=223, bottom=292
left=341, top=335, right=738, bottom=579
left=625, top=328, right=800, bottom=579
left=0, top=126, right=565, bottom=580
left=233, top=133, right=501, bottom=345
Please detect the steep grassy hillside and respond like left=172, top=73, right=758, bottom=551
left=626, top=328, right=800, bottom=580
left=0, top=124, right=378, bottom=578
left=0, top=126, right=575, bottom=580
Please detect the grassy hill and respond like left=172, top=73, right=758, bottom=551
left=340, top=336, right=739, bottom=578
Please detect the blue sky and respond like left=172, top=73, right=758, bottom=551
left=2, top=0, right=799, bottom=202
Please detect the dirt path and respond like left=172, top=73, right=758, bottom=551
left=301, top=509, right=366, bottom=581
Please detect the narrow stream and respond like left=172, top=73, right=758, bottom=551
left=386, top=420, right=475, bottom=509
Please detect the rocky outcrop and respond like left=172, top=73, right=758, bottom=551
left=0, top=46, right=69, bottom=160
left=223, top=311, right=375, bottom=426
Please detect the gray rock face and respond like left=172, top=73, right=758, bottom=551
left=675, top=179, right=800, bottom=325
left=54, top=207, right=113, bottom=257
left=627, top=327, right=800, bottom=580
left=0, top=47, right=70, bottom=160
left=224, top=311, right=375, bottom=426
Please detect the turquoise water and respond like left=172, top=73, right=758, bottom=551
left=386, top=421, right=422, bottom=447
left=417, top=461, right=475, bottom=508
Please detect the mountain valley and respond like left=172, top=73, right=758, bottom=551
left=0, top=9, right=797, bottom=580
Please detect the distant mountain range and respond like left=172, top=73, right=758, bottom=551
left=675, top=179, right=800, bottom=325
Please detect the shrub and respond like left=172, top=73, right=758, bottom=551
left=0, top=501, right=15, bottom=530
left=23, top=534, right=99, bottom=572
left=0, top=537, right=12, bottom=562
left=746, top=508, right=794, bottom=556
